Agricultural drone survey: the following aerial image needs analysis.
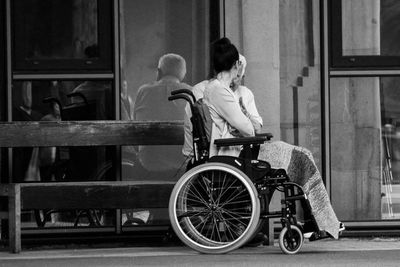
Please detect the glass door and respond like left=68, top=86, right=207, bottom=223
left=119, top=0, right=220, bottom=227
left=329, top=0, right=400, bottom=225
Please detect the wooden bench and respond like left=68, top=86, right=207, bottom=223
left=0, top=120, right=183, bottom=253
left=0, top=120, right=275, bottom=253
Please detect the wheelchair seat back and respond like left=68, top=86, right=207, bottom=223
left=190, top=98, right=212, bottom=164
left=168, top=89, right=211, bottom=165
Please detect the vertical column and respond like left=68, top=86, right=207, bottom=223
left=225, top=0, right=280, bottom=137
left=224, top=0, right=281, bottom=238
left=224, top=0, right=243, bottom=50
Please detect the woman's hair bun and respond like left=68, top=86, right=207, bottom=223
left=212, top=37, right=239, bottom=73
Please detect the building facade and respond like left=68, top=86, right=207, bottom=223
left=0, top=0, right=399, bottom=241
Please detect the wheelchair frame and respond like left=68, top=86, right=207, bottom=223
left=168, top=89, right=314, bottom=254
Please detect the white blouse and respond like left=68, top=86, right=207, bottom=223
left=204, top=79, right=255, bottom=157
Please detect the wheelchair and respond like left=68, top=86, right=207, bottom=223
left=168, top=89, right=315, bottom=255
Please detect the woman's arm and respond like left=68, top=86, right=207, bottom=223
left=212, top=88, right=254, bottom=137
left=239, top=96, right=262, bottom=134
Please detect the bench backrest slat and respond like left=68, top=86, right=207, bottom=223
left=19, top=181, right=175, bottom=209
left=0, top=121, right=183, bottom=147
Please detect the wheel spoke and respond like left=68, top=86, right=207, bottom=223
left=220, top=208, right=252, bottom=221
left=178, top=194, right=207, bottom=207
left=214, top=211, right=243, bottom=241
left=214, top=174, right=241, bottom=206
left=219, top=187, right=250, bottom=209
left=177, top=209, right=209, bottom=220
left=186, top=180, right=210, bottom=207
left=197, top=212, right=213, bottom=235
left=214, top=171, right=230, bottom=205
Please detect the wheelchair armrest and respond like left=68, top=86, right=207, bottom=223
left=214, top=136, right=268, bottom=147
left=256, top=132, right=273, bottom=141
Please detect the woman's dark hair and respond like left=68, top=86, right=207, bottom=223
left=212, top=37, right=239, bottom=73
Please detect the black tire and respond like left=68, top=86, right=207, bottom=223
left=169, top=162, right=260, bottom=254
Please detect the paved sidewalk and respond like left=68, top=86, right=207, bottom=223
left=0, top=238, right=399, bottom=261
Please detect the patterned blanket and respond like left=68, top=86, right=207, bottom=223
left=258, top=141, right=340, bottom=239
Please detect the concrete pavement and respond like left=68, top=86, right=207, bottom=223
left=1, top=238, right=400, bottom=261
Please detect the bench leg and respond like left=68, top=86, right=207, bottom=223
left=8, top=185, right=21, bottom=253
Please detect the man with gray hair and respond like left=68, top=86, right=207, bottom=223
left=133, top=53, right=191, bottom=181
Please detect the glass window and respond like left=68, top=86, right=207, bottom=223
left=12, top=80, right=114, bottom=121
left=12, top=80, right=116, bottom=229
left=119, top=0, right=218, bottom=226
left=331, top=0, right=400, bottom=67
left=11, top=80, right=115, bottom=182
left=12, top=0, right=112, bottom=71
left=330, top=76, right=400, bottom=221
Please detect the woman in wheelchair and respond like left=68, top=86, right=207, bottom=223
left=168, top=38, right=344, bottom=254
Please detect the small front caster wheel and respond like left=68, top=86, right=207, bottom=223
left=279, top=224, right=304, bottom=255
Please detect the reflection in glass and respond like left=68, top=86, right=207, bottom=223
left=12, top=80, right=115, bottom=228
left=119, top=0, right=211, bottom=226
left=13, top=0, right=98, bottom=60
left=342, top=0, right=400, bottom=56
left=330, top=76, right=400, bottom=221
left=12, top=80, right=113, bottom=122
left=381, top=77, right=400, bottom=219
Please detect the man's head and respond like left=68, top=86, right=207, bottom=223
left=231, top=54, right=247, bottom=91
left=237, top=54, right=247, bottom=80
left=157, top=53, right=187, bottom=81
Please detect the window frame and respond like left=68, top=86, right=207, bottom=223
left=330, top=0, right=400, bottom=69
left=11, top=0, right=113, bottom=73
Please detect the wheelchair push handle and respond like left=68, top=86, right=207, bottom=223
left=168, top=94, right=193, bottom=104
left=170, top=89, right=196, bottom=103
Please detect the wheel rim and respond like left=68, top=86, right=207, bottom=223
left=279, top=225, right=303, bottom=254
left=171, top=163, right=259, bottom=251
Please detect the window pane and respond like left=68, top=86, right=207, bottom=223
left=12, top=80, right=115, bottom=228
left=330, top=76, right=400, bottom=221
left=120, top=0, right=210, bottom=181
left=342, top=0, right=400, bottom=56
left=13, top=0, right=98, bottom=60
left=12, top=80, right=113, bottom=121
left=12, top=79, right=114, bottom=181
left=119, top=0, right=212, bottom=226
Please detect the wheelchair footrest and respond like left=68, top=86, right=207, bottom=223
left=308, top=231, right=330, bottom=242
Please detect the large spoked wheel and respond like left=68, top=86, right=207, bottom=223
left=169, top=162, right=260, bottom=254
left=279, top=225, right=304, bottom=255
